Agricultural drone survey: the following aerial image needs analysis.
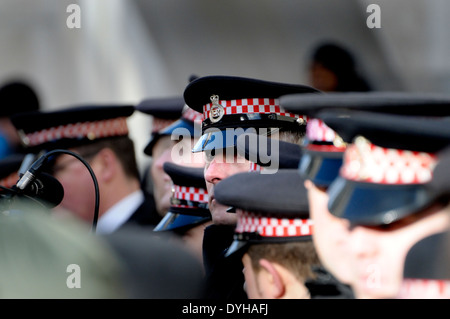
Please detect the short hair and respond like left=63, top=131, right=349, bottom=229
left=277, top=129, right=305, bottom=145
left=71, top=136, right=140, bottom=180
left=268, top=127, right=306, bottom=145
left=246, top=240, right=320, bottom=282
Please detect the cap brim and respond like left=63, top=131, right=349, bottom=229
left=224, top=239, right=249, bottom=258
left=143, top=133, right=163, bottom=156
left=192, top=127, right=259, bottom=152
left=153, top=212, right=211, bottom=232
left=327, top=177, right=434, bottom=226
left=236, top=133, right=302, bottom=169
left=299, top=149, right=343, bottom=187
left=225, top=234, right=313, bottom=258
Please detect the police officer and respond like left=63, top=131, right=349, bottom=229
left=279, top=91, right=450, bottom=288
left=135, top=96, right=185, bottom=217
left=318, top=108, right=450, bottom=298
left=183, top=75, right=320, bottom=299
left=214, top=169, right=318, bottom=299
left=154, top=161, right=212, bottom=266
left=234, top=132, right=354, bottom=298
left=11, top=104, right=160, bottom=233
left=399, top=146, right=450, bottom=298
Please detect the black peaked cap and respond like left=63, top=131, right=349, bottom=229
left=425, top=146, right=450, bottom=200
left=10, top=104, right=134, bottom=152
left=163, top=162, right=206, bottom=190
left=236, top=134, right=302, bottom=169
left=403, top=231, right=450, bottom=280
left=11, top=104, right=134, bottom=133
left=155, top=162, right=210, bottom=230
left=214, top=169, right=308, bottom=218
left=317, top=109, right=450, bottom=153
left=184, top=75, right=320, bottom=113
left=280, top=91, right=450, bottom=117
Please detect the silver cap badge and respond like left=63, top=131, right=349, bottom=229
left=209, top=95, right=224, bottom=123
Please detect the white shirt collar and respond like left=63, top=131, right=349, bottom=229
left=95, top=190, right=144, bottom=234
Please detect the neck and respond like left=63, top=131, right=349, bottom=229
left=98, top=176, right=141, bottom=216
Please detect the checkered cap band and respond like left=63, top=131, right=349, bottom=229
left=249, top=162, right=262, bottom=172
left=22, top=117, right=129, bottom=147
left=340, top=136, right=437, bottom=185
left=306, top=144, right=346, bottom=153
left=202, top=98, right=302, bottom=121
left=0, top=172, right=19, bottom=189
left=182, top=107, right=204, bottom=124
left=173, top=185, right=208, bottom=203
left=307, top=118, right=337, bottom=143
left=236, top=210, right=313, bottom=237
left=398, top=279, right=450, bottom=299
left=152, top=118, right=177, bottom=133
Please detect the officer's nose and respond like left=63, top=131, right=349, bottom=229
left=204, top=156, right=229, bottom=185
left=348, top=225, right=378, bottom=260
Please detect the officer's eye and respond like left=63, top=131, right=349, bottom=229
left=204, top=149, right=216, bottom=162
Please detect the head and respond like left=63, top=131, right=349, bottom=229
left=214, top=169, right=317, bottom=298
left=299, top=119, right=351, bottom=283
left=149, top=135, right=177, bottom=215
left=321, top=110, right=450, bottom=299
left=398, top=148, right=450, bottom=299
left=345, top=202, right=450, bottom=299
left=277, top=101, right=351, bottom=284
left=398, top=222, right=450, bottom=299
left=136, top=96, right=185, bottom=216
left=184, top=75, right=320, bottom=225
left=203, top=147, right=252, bottom=225
left=148, top=110, right=205, bottom=217
left=11, top=104, right=138, bottom=224
left=280, top=92, right=450, bottom=294
left=50, top=136, right=141, bottom=223
left=242, top=241, right=319, bottom=299
left=153, top=162, right=211, bottom=266
left=303, top=179, right=353, bottom=285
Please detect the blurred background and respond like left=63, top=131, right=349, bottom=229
left=0, top=0, right=448, bottom=169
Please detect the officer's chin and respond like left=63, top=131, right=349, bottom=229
left=210, top=202, right=238, bottom=225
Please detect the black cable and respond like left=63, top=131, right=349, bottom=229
left=16, top=149, right=100, bottom=233
left=0, top=185, right=14, bottom=192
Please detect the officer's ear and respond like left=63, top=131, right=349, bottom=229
left=92, top=147, right=118, bottom=182
left=258, top=258, right=285, bottom=298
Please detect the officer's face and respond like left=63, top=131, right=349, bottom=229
left=346, top=204, right=450, bottom=299
left=304, top=179, right=354, bottom=285
left=151, top=136, right=205, bottom=216
left=204, top=148, right=251, bottom=225
left=51, top=152, right=98, bottom=223
left=151, top=136, right=178, bottom=216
